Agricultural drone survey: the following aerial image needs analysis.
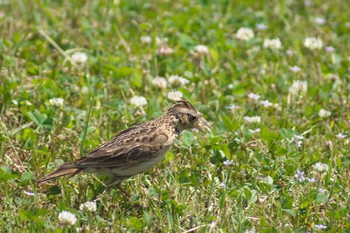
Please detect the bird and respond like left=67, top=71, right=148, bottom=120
left=37, top=99, right=210, bottom=197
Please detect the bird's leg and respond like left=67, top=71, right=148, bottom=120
left=106, top=177, right=130, bottom=198
left=115, top=182, right=130, bottom=198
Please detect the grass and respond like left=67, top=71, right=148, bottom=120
left=1, top=0, right=350, bottom=232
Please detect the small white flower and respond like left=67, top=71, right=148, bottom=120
left=130, top=96, right=147, bottom=107
left=289, top=80, right=307, bottom=96
left=248, top=93, right=261, bottom=100
left=223, top=160, right=233, bottom=166
left=289, top=66, right=301, bottom=73
left=71, top=52, right=88, bottom=64
left=263, top=38, right=282, bottom=49
left=318, top=109, right=331, bottom=118
left=227, top=104, right=238, bottom=110
left=79, top=201, right=97, bottom=212
left=296, top=141, right=303, bottom=147
left=168, top=75, right=189, bottom=86
left=325, top=46, right=335, bottom=52
left=256, top=23, right=267, bottom=30
left=58, top=211, right=77, bottom=226
left=153, top=77, right=167, bottom=89
left=304, top=37, right=323, bottom=50
left=318, top=188, right=327, bottom=193
left=293, top=135, right=304, bottom=141
left=291, top=135, right=304, bottom=147
left=249, top=128, right=261, bottom=134
left=167, top=91, right=183, bottom=101
left=81, top=86, right=88, bottom=94
left=244, top=116, right=261, bottom=123
left=236, top=27, right=254, bottom=41
left=315, top=17, right=326, bottom=25
left=314, top=224, right=327, bottom=230
left=307, top=177, right=316, bottom=183
left=336, top=133, right=346, bottom=139
left=286, top=50, right=294, bottom=56
left=260, top=100, right=272, bottom=107
left=193, top=45, right=209, bottom=55
left=156, top=45, right=173, bottom=55
left=49, top=97, right=64, bottom=107
left=295, top=170, right=306, bottom=182
left=140, top=36, right=152, bottom=44
left=313, top=162, right=329, bottom=173
left=219, top=182, right=226, bottom=188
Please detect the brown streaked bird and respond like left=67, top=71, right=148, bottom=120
left=37, top=99, right=210, bottom=197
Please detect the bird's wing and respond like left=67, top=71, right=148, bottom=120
left=73, top=125, right=170, bottom=168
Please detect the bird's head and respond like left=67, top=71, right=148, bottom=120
left=167, top=99, right=211, bottom=133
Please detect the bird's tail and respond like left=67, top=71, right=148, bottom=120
left=37, top=163, right=81, bottom=183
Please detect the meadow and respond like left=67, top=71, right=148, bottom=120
left=1, top=0, right=350, bottom=232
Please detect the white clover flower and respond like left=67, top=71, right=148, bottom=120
left=223, top=160, right=233, bottom=166
left=263, top=38, right=282, bottom=49
left=289, top=80, right=307, bottom=96
left=291, top=135, right=304, bottom=147
left=219, top=182, right=226, bottom=188
left=336, top=133, right=346, bottom=139
left=318, top=109, right=331, bottom=118
left=58, top=211, right=77, bottom=226
left=286, top=50, right=294, bottom=56
left=244, top=116, right=261, bottom=123
left=130, top=96, right=147, bottom=107
left=81, top=86, right=89, bottom=94
left=153, top=77, right=167, bottom=89
left=260, top=100, right=272, bottom=107
left=49, top=97, right=64, bottom=107
left=236, top=27, right=254, bottom=41
left=71, top=52, right=88, bottom=64
left=307, top=177, right=316, bottom=183
left=79, top=201, right=97, bottom=212
left=193, top=45, right=209, bottom=55
left=289, top=66, right=301, bottom=73
left=256, top=23, right=267, bottom=30
left=315, top=17, right=326, bottom=25
left=313, top=162, right=329, bottom=173
left=228, top=104, right=238, bottom=110
left=292, top=135, right=304, bottom=141
left=140, top=36, right=152, bottom=44
left=325, top=46, right=335, bottom=52
left=295, top=170, right=306, bottom=182
left=314, top=224, right=327, bottom=230
left=168, top=75, right=189, bottom=86
left=304, top=37, right=323, bottom=50
left=318, top=188, right=327, bottom=193
left=156, top=45, right=173, bottom=55
left=249, top=128, right=261, bottom=134
left=248, top=92, right=261, bottom=100
left=167, top=91, right=183, bottom=101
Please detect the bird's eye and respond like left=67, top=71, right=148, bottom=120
left=188, top=114, right=197, bottom=123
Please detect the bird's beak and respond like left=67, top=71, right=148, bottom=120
left=194, top=117, right=211, bottom=133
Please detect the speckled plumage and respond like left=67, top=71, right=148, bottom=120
left=37, top=99, right=210, bottom=192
